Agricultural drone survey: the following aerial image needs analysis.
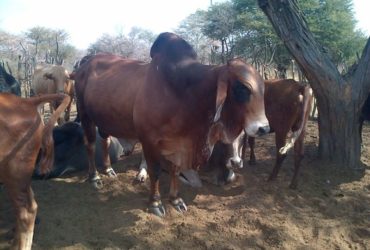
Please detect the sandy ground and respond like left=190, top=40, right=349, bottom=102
left=1, top=119, right=370, bottom=250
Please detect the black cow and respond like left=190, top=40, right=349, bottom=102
left=34, top=122, right=124, bottom=178
left=0, top=63, right=21, bottom=95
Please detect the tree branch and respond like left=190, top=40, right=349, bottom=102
left=258, top=0, right=346, bottom=98
left=353, top=38, right=370, bottom=97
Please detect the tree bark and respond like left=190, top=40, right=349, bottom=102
left=258, top=0, right=370, bottom=169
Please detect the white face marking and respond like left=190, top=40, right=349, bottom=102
left=244, top=113, right=270, bottom=137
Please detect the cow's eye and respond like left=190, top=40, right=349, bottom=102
left=232, top=80, right=251, bottom=103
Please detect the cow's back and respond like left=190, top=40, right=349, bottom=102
left=74, top=54, right=149, bottom=138
left=264, top=79, right=306, bottom=133
left=0, top=94, right=40, bottom=162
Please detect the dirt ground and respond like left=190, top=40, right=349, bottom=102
left=1, top=120, right=370, bottom=250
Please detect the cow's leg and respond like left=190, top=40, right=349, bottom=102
left=248, top=136, right=256, bottom=165
left=5, top=182, right=37, bottom=250
left=52, top=101, right=64, bottom=125
left=143, top=148, right=165, bottom=217
left=169, top=164, right=187, bottom=213
left=77, top=99, right=102, bottom=188
left=99, top=131, right=116, bottom=177
left=290, top=131, right=305, bottom=189
left=117, top=139, right=135, bottom=156
left=73, top=101, right=81, bottom=123
left=117, top=138, right=148, bottom=182
left=241, top=131, right=248, bottom=162
left=49, top=102, right=55, bottom=114
left=148, top=161, right=165, bottom=217
left=81, top=118, right=101, bottom=188
left=217, top=132, right=247, bottom=184
left=63, top=96, right=73, bottom=122
left=136, top=154, right=148, bottom=182
left=37, top=104, right=44, bottom=117
left=268, top=131, right=287, bottom=181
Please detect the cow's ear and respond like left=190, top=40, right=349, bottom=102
left=232, top=80, right=251, bottom=103
left=43, top=72, right=54, bottom=80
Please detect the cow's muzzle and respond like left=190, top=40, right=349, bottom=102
left=230, top=158, right=243, bottom=169
left=256, top=125, right=270, bottom=136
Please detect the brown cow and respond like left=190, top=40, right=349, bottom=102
left=32, top=64, right=74, bottom=123
left=74, top=54, right=149, bottom=181
left=74, top=33, right=269, bottom=217
left=248, top=79, right=313, bottom=188
left=0, top=93, right=70, bottom=250
left=215, top=79, right=313, bottom=188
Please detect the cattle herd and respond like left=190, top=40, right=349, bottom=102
left=0, top=32, right=369, bottom=250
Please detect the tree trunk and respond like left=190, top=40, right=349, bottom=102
left=258, top=0, right=370, bottom=169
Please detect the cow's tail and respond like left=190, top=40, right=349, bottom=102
left=29, top=94, right=71, bottom=174
left=279, top=85, right=313, bottom=154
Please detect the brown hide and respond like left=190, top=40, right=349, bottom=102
left=74, top=54, right=149, bottom=183
left=248, top=79, right=313, bottom=188
left=74, top=54, right=148, bottom=140
left=74, top=33, right=269, bottom=215
left=0, top=93, right=70, bottom=250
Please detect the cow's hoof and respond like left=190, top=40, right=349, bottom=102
left=89, top=175, right=103, bottom=189
left=149, top=201, right=166, bottom=217
left=171, top=198, right=187, bottom=213
left=248, top=159, right=256, bottom=165
left=92, top=180, right=103, bottom=189
left=105, top=168, right=117, bottom=178
left=135, top=168, right=148, bottom=182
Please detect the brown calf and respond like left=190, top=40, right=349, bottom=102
left=0, top=93, right=70, bottom=250
left=248, top=79, right=313, bottom=188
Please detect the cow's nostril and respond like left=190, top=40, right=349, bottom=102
left=257, top=125, right=270, bottom=135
